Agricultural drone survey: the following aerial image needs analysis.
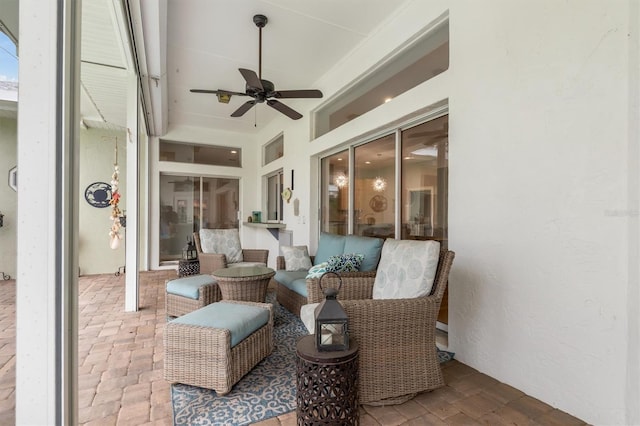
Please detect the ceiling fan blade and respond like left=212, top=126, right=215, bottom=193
left=231, top=100, right=257, bottom=117
left=238, top=68, right=264, bottom=91
left=272, top=89, right=323, bottom=99
left=267, top=99, right=302, bottom=120
left=190, top=89, right=248, bottom=96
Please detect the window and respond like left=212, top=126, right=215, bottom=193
left=314, top=21, right=449, bottom=138
left=159, top=141, right=241, bottom=167
left=265, top=170, right=284, bottom=222
left=264, top=134, right=284, bottom=165
left=159, top=174, right=239, bottom=262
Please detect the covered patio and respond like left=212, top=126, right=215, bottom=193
left=0, top=273, right=584, bottom=425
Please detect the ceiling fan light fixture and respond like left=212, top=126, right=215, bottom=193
left=217, top=93, right=231, bottom=104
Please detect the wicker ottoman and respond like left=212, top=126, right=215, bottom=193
left=164, top=301, right=274, bottom=395
left=165, top=274, right=221, bottom=317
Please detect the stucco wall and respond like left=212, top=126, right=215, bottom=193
left=252, top=2, right=636, bottom=424
left=448, top=2, right=633, bottom=424
left=0, top=117, right=17, bottom=279
left=79, top=128, right=127, bottom=275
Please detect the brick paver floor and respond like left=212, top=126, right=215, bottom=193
left=0, top=272, right=587, bottom=425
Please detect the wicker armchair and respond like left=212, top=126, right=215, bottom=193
left=306, top=248, right=455, bottom=405
left=193, top=232, right=269, bottom=274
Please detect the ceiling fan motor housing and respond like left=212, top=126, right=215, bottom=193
left=253, top=14, right=268, bottom=27
left=246, top=79, right=275, bottom=102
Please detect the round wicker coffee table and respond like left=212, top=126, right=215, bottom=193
left=211, top=265, right=275, bottom=302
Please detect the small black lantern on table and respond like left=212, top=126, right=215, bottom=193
left=314, top=271, right=349, bottom=351
left=183, top=237, right=197, bottom=261
left=178, top=237, right=200, bottom=277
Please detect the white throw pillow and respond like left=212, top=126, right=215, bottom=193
left=372, top=239, right=440, bottom=299
left=281, top=245, right=313, bottom=271
left=199, top=228, right=244, bottom=264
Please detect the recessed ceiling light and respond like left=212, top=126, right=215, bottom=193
left=230, top=150, right=237, bottom=154
left=337, top=158, right=342, bottom=161
left=404, top=156, right=413, bottom=160
left=384, top=97, right=393, bottom=103
left=365, top=161, right=371, bottom=165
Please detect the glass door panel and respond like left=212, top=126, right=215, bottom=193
left=353, top=135, right=396, bottom=238
left=159, top=174, right=239, bottom=263
left=400, top=115, right=448, bottom=248
left=160, top=174, right=196, bottom=261
left=320, top=150, right=349, bottom=235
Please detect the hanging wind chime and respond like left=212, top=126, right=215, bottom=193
left=109, top=139, right=123, bottom=249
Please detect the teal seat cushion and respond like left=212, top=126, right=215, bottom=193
left=274, top=270, right=309, bottom=297
left=166, top=274, right=217, bottom=300
left=170, top=302, right=270, bottom=347
left=343, top=235, right=384, bottom=271
left=314, top=233, right=346, bottom=265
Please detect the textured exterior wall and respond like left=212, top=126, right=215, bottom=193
left=79, top=128, right=127, bottom=275
left=448, top=2, right=634, bottom=424
left=254, top=1, right=637, bottom=424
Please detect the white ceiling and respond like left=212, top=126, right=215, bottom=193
left=163, top=0, right=412, bottom=134
left=3, top=0, right=415, bottom=135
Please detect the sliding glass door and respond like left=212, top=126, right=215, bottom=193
left=318, top=114, right=449, bottom=323
left=159, top=174, right=239, bottom=262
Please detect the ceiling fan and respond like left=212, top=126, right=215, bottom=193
left=190, top=14, right=323, bottom=120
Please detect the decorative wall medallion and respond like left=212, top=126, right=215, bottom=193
left=281, top=187, right=292, bottom=203
left=369, top=195, right=387, bottom=212
left=84, top=182, right=112, bottom=208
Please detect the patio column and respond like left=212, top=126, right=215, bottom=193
left=125, top=72, right=140, bottom=312
left=16, top=0, right=80, bottom=424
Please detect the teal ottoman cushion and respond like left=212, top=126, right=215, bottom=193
left=166, top=274, right=216, bottom=300
left=170, top=302, right=269, bottom=347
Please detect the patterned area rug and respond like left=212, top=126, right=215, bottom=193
left=171, top=294, right=454, bottom=425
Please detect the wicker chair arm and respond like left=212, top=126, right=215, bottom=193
left=242, top=249, right=269, bottom=264
left=198, top=253, right=227, bottom=274
left=306, top=272, right=376, bottom=304
left=341, top=296, right=442, bottom=337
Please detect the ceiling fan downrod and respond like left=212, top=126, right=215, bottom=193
left=253, top=14, right=268, bottom=80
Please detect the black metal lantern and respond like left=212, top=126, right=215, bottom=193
left=182, top=237, right=197, bottom=260
left=0, top=212, right=3, bottom=228
left=314, top=272, right=349, bottom=351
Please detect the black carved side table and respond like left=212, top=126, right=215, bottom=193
left=296, top=334, right=359, bottom=425
left=178, top=259, right=200, bottom=277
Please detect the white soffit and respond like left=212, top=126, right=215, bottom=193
left=80, top=0, right=130, bottom=129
